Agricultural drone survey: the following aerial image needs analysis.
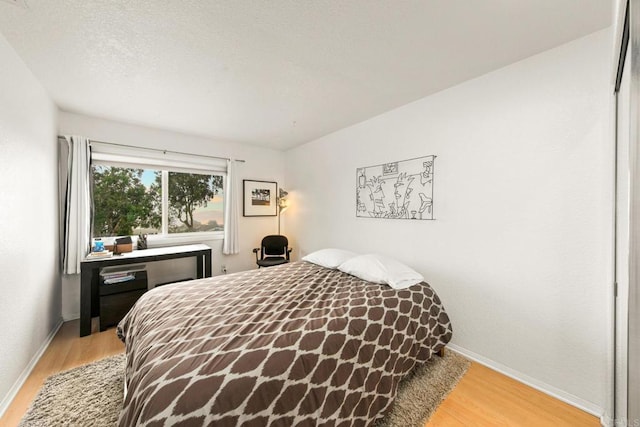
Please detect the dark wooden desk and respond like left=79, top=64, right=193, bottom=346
left=80, top=243, right=212, bottom=337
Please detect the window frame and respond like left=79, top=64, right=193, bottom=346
left=90, top=144, right=227, bottom=245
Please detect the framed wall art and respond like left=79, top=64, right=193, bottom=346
left=243, top=180, right=278, bottom=216
left=356, top=155, right=436, bottom=220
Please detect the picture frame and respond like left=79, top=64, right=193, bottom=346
left=243, top=180, right=278, bottom=216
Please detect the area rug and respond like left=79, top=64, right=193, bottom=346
left=20, top=351, right=469, bottom=427
left=376, top=351, right=470, bottom=427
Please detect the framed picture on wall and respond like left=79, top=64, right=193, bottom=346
left=243, top=180, right=278, bottom=216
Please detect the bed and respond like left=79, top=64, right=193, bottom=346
left=117, top=260, right=452, bottom=426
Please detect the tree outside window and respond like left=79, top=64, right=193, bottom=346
left=154, top=172, right=224, bottom=233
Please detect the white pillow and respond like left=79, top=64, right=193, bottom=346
left=338, top=254, right=424, bottom=289
left=302, top=248, right=358, bottom=269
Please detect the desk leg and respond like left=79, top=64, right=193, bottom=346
left=80, top=265, right=92, bottom=337
left=196, top=251, right=212, bottom=278
left=197, top=255, right=203, bottom=279
left=204, top=250, right=212, bottom=277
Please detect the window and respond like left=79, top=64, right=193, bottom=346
left=92, top=166, right=160, bottom=237
left=92, top=166, right=224, bottom=238
left=167, top=171, right=224, bottom=233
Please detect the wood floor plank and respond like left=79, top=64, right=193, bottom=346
left=1, top=321, right=601, bottom=427
left=426, top=363, right=600, bottom=427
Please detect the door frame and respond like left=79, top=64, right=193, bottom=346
left=616, top=0, right=640, bottom=423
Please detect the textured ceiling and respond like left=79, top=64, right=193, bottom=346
left=0, top=1, right=611, bottom=150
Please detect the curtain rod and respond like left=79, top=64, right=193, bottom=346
left=57, top=135, right=246, bottom=163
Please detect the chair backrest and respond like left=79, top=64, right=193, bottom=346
left=261, top=235, right=289, bottom=258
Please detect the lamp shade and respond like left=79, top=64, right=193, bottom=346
left=278, top=188, right=289, bottom=213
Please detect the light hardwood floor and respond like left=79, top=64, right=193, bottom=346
left=1, top=320, right=600, bottom=427
left=426, top=362, right=600, bottom=426
left=1, top=320, right=124, bottom=427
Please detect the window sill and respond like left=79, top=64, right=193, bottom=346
left=146, top=232, right=224, bottom=248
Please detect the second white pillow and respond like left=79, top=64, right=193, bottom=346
left=338, top=254, right=424, bottom=289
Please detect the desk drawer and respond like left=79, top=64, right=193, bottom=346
left=99, top=270, right=148, bottom=330
left=100, top=289, right=146, bottom=330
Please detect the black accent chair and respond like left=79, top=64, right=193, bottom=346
left=253, top=235, right=292, bottom=268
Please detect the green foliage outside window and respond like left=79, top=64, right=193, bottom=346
left=92, top=166, right=224, bottom=237
left=150, top=172, right=224, bottom=233
left=92, top=166, right=160, bottom=237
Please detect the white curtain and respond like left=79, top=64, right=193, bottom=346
left=62, top=136, right=92, bottom=274
left=223, top=159, right=239, bottom=255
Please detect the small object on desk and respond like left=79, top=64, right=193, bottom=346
left=87, top=250, right=113, bottom=258
left=137, top=234, right=148, bottom=250
left=93, top=239, right=104, bottom=252
left=114, top=236, right=133, bottom=254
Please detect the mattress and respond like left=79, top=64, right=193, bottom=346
left=117, top=261, right=452, bottom=426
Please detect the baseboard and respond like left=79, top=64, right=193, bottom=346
left=447, top=344, right=605, bottom=421
left=0, top=318, right=64, bottom=419
left=62, top=312, right=79, bottom=322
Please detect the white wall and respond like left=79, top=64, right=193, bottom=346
left=0, top=34, right=60, bottom=412
left=285, top=29, right=613, bottom=413
left=58, top=112, right=286, bottom=320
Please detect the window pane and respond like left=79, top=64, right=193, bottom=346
left=167, top=172, right=224, bottom=233
left=92, top=166, right=161, bottom=237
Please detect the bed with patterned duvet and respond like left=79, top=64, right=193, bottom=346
left=117, top=258, right=452, bottom=426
